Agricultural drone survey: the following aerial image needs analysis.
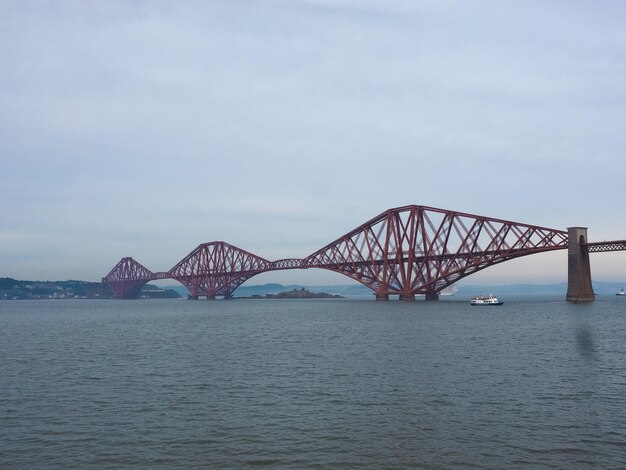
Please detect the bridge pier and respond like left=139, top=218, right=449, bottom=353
left=399, top=294, right=415, bottom=301
left=188, top=295, right=199, bottom=300
left=425, top=292, right=439, bottom=301
left=375, top=293, right=389, bottom=301
left=566, top=227, right=595, bottom=303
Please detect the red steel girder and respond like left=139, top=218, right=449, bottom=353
left=270, top=258, right=305, bottom=270
left=168, top=241, right=272, bottom=298
left=304, top=205, right=568, bottom=297
left=102, top=257, right=155, bottom=299
left=102, top=205, right=572, bottom=299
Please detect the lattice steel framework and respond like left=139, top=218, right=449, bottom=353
left=168, top=242, right=272, bottom=298
left=583, top=240, right=626, bottom=253
left=102, top=257, right=155, bottom=299
left=271, top=258, right=306, bottom=270
left=102, top=205, right=574, bottom=299
left=304, top=205, right=569, bottom=298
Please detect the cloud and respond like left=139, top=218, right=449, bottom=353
left=1, top=0, right=625, bottom=284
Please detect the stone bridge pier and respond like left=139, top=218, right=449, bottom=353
left=566, top=227, right=595, bottom=303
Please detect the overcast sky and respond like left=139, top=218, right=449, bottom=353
left=1, top=0, right=625, bottom=286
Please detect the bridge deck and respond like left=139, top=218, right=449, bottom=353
left=583, top=240, right=626, bottom=253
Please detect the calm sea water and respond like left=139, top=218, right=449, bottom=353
left=1, top=295, right=626, bottom=469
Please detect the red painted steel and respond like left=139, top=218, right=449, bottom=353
left=271, top=258, right=306, bottom=270
left=168, top=242, right=271, bottom=298
left=102, top=205, right=571, bottom=299
left=101, top=257, right=155, bottom=299
left=304, top=205, right=568, bottom=297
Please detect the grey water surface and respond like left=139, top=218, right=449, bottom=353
left=1, top=296, right=626, bottom=468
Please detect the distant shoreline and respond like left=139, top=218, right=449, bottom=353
left=3, top=277, right=626, bottom=300
left=0, top=278, right=180, bottom=300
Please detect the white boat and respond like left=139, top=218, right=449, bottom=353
left=470, top=295, right=503, bottom=306
left=617, top=288, right=625, bottom=296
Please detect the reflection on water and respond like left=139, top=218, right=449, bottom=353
left=575, top=324, right=596, bottom=358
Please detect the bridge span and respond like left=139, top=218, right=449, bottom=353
left=102, top=205, right=626, bottom=302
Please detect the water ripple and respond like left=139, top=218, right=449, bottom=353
left=1, top=298, right=626, bottom=468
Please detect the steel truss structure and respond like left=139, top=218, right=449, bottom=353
left=103, top=257, right=155, bottom=299
left=583, top=240, right=626, bottom=253
left=168, top=242, right=271, bottom=299
left=103, top=205, right=571, bottom=299
left=304, top=205, right=568, bottom=299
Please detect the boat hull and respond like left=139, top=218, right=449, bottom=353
left=470, top=295, right=503, bottom=306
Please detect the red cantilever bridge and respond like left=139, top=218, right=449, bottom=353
left=102, top=205, right=626, bottom=302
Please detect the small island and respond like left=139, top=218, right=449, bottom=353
left=242, top=288, right=343, bottom=299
